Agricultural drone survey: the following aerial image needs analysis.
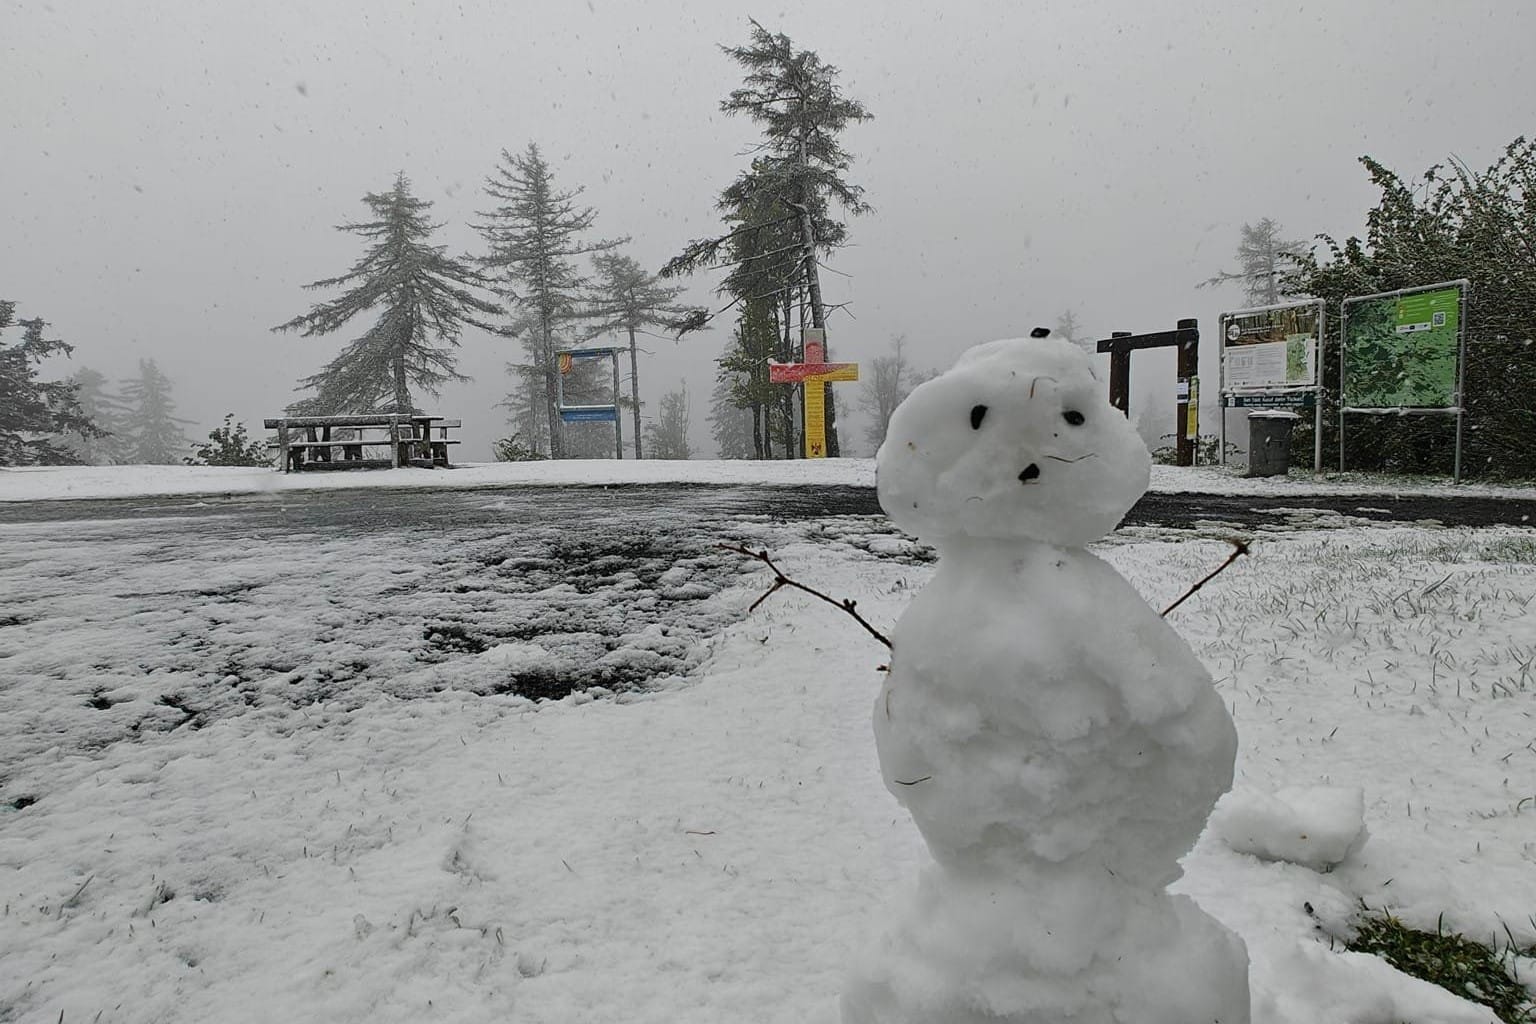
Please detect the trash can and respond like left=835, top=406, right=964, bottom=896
left=1246, top=411, right=1300, bottom=477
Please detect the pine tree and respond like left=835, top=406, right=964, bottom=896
left=585, top=252, right=697, bottom=458
left=476, top=143, right=625, bottom=458
left=708, top=375, right=754, bottom=459
left=663, top=21, right=872, bottom=457
left=274, top=173, right=501, bottom=414
left=118, top=358, right=190, bottom=464
left=645, top=384, right=692, bottom=460
left=66, top=367, right=129, bottom=464
left=0, top=306, right=102, bottom=466
left=716, top=298, right=784, bottom=458
left=1201, top=218, right=1307, bottom=307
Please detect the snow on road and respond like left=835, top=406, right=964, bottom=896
left=4, top=459, right=1535, bottom=504
left=1, top=503, right=1534, bottom=1023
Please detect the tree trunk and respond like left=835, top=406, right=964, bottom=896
left=611, top=349, right=624, bottom=460
left=627, top=324, right=643, bottom=458
left=791, top=201, right=840, bottom=457
left=392, top=346, right=409, bottom=413
left=780, top=291, right=797, bottom=459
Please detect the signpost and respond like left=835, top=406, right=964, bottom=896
left=1217, top=300, right=1325, bottom=471
left=1339, top=280, right=1469, bottom=482
left=1095, top=319, right=1200, bottom=467
left=767, top=332, right=859, bottom=459
left=557, top=346, right=625, bottom=459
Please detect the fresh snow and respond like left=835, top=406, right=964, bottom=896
left=3, top=459, right=1535, bottom=504
left=1, top=482, right=1534, bottom=1021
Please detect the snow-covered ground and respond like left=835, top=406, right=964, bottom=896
left=4, top=459, right=1535, bottom=503
left=2, top=498, right=1534, bottom=1022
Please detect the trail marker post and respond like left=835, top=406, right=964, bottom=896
left=767, top=333, right=859, bottom=458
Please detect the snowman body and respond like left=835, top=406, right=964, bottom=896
left=843, top=336, right=1249, bottom=1024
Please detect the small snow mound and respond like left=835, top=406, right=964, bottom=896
left=1212, top=785, right=1368, bottom=871
left=1260, top=940, right=1500, bottom=1024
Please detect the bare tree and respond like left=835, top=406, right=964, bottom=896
left=1054, top=309, right=1093, bottom=353
left=859, top=334, right=926, bottom=452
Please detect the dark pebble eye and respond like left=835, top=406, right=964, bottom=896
left=1063, top=410, right=1085, bottom=426
left=970, top=405, right=988, bottom=430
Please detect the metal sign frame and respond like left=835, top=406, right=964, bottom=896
left=1217, top=299, right=1326, bottom=472
left=556, top=346, right=625, bottom=458
left=1338, top=280, right=1469, bottom=482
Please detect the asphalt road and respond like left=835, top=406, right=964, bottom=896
left=1, top=483, right=1533, bottom=532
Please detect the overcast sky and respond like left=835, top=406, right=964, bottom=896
left=4, top=0, right=1533, bottom=459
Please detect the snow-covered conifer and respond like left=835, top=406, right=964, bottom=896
left=275, top=173, right=501, bottom=414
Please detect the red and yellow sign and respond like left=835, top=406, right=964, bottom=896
left=767, top=339, right=858, bottom=458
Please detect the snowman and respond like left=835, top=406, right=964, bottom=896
left=842, top=333, right=1250, bottom=1024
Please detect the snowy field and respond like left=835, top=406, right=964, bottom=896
left=2, top=502, right=1535, bottom=1021
left=4, top=459, right=1536, bottom=504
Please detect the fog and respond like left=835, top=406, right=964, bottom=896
left=4, top=0, right=1532, bottom=459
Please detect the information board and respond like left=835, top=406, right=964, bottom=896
left=1341, top=284, right=1463, bottom=409
left=1219, top=301, right=1322, bottom=394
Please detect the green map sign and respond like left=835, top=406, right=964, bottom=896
left=1342, top=285, right=1463, bottom=409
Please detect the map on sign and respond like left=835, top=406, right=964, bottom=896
left=1220, top=303, right=1321, bottom=392
left=1342, top=285, right=1462, bottom=409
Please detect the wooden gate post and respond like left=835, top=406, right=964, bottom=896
left=1107, top=331, right=1132, bottom=415
left=1175, top=318, right=1200, bottom=467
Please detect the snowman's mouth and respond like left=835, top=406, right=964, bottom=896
left=1045, top=452, right=1098, bottom=464
left=1018, top=463, right=1041, bottom=484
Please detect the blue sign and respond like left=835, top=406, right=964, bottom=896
left=559, top=406, right=619, bottom=423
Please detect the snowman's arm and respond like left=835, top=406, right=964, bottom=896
left=719, top=544, right=894, bottom=650
left=1160, top=540, right=1249, bottom=618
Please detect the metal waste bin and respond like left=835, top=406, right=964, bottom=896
left=1246, top=411, right=1300, bottom=477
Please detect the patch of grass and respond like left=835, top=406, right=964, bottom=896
left=1347, top=910, right=1534, bottom=1022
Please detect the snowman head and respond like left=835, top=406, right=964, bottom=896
left=877, top=333, right=1150, bottom=548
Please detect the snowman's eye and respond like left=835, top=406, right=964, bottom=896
left=1062, top=410, right=1086, bottom=426
left=970, top=405, right=988, bottom=430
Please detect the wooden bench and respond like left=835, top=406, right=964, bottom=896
left=262, top=414, right=462, bottom=473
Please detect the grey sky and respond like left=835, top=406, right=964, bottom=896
left=4, top=0, right=1532, bottom=458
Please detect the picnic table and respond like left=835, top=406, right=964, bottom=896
left=262, top=414, right=461, bottom=473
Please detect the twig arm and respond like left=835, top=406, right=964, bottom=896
left=1161, top=540, right=1250, bottom=617
left=720, top=544, right=893, bottom=649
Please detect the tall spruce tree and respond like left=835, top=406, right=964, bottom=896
left=476, top=143, right=625, bottom=458
left=1202, top=218, right=1307, bottom=307
left=664, top=21, right=872, bottom=457
left=274, top=173, right=500, bottom=414
left=585, top=252, right=696, bottom=458
left=707, top=374, right=754, bottom=459
left=66, top=367, right=128, bottom=464
left=716, top=297, right=783, bottom=459
left=0, top=306, right=101, bottom=466
left=118, top=358, right=190, bottom=464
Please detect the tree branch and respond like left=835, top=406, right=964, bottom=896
left=1161, top=540, right=1250, bottom=617
left=719, top=544, right=892, bottom=649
